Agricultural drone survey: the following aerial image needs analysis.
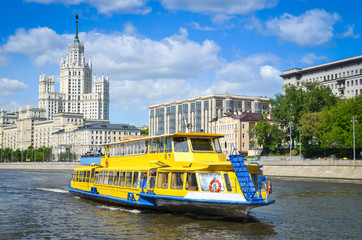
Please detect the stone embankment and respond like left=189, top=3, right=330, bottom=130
left=0, top=162, right=79, bottom=170
left=250, top=158, right=362, bottom=180
left=1, top=159, right=361, bottom=180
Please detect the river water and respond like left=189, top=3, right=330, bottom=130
left=0, top=170, right=361, bottom=239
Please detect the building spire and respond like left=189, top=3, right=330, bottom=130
left=74, top=14, right=79, bottom=43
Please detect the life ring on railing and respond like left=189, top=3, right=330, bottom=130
left=105, top=158, right=108, bottom=168
left=268, top=180, right=272, bottom=194
left=209, top=178, right=222, bottom=192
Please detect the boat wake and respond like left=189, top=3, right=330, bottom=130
left=36, top=188, right=69, bottom=194
left=98, top=205, right=141, bottom=214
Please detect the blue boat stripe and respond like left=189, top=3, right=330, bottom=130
left=68, top=187, right=275, bottom=206
left=137, top=193, right=275, bottom=205
left=68, top=187, right=155, bottom=206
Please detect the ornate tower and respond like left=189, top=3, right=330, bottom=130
left=60, top=14, right=92, bottom=112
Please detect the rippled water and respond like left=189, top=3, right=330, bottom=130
left=0, top=170, right=361, bottom=239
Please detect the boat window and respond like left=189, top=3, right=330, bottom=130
left=157, top=172, right=169, bottom=189
left=72, top=171, right=76, bottom=181
left=119, top=172, right=126, bottom=187
left=114, top=171, right=119, bottom=185
left=198, top=173, right=225, bottom=192
left=224, top=173, right=232, bottom=192
left=143, top=141, right=148, bottom=154
left=140, top=172, right=147, bottom=189
left=190, top=138, right=213, bottom=152
left=133, top=172, right=140, bottom=188
left=108, top=171, right=114, bottom=185
left=150, top=139, right=157, bottom=153
left=185, top=173, right=198, bottom=191
left=213, top=138, right=222, bottom=153
left=157, top=138, right=165, bottom=153
left=91, top=169, right=95, bottom=183
left=86, top=171, right=90, bottom=182
left=80, top=171, right=83, bottom=182
left=149, top=169, right=157, bottom=189
left=94, top=171, right=99, bottom=184
left=171, top=172, right=184, bottom=190
left=174, top=137, right=189, bottom=152
left=126, top=172, right=132, bottom=187
left=103, top=171, right=109, bottom=185
left=99, top=171, right=104, bottom=184
left=165, top=137, right=172, bottom=153
left=74, top=171, right=78, bottom=182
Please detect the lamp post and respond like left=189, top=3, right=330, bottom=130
left=351, top=117, right=357, bottom=160
left=289, top=122, right=293, bottom=161
left=298, top=128, right=301, bottom=160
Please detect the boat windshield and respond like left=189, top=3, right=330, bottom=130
left=213, top=138, right=222, bottom=153
left=173, top=137, right=189, bottom=152
left=190, top=137, right=213, bottom=152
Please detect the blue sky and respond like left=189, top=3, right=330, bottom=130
left=1, top=0, right=361, bottom=126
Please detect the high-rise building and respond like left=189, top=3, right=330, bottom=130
left=281, top=55, right=362, bottom=99
left=149, top=93, right=271, bottom=136
left=39, top=14, right=109, bottom=120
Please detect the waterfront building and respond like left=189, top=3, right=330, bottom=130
left=52, top=122, right=141, bottom=159
left=149, top=93, right=270, bottom=136
left=281, top=55, right=362, bottom=99
left=210, top=112, right=269, bottom=156
left=39, top=15, right=109, bottom=120
left=0, top=108, right=141, bottom=160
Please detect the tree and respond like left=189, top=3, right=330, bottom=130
left=249, top=115, right=285, bottom=154
left=300, top=95, right=362, bottom=156
left=141, top=128, right=149, bottom=135
left=271, top=82, right=339, bottom=148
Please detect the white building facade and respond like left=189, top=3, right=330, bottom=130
left=281, top=55, right=362, bottom=99
left=39, top=15, right=109, bottom=120
left=149, top=94, right=271, bottom=136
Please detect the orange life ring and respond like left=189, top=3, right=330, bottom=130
left=268, top=180, right=272, bottom=194
left=105, top=158, right=108, bottom=168
left=209, top=178, right=222, bottom=192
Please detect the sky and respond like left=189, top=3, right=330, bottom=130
left=1, top=0, right=361, bottom=127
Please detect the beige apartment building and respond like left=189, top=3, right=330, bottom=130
left=210, top=112, right=270, bottom=156
left=149, top=93, right=270, bottom=136
left=281, top=55, right=362, bottom=98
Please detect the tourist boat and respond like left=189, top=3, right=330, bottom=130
left=68, top=133, right=275, bottom=219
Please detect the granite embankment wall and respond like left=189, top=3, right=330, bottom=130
left=0, top=160, right=361, bottom=180
left=254, top=159, right=362, bottom=180
left=0, top=162, right=79, bottom=170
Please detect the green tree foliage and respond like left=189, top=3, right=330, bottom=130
left=250, top=117, right=285, bottom=153
left=141, top=128, right=149, bottom=135
left=272, top=82, right=338, bottom=127
left=271, top=82, right=339, bottom=149
left=300, top=95, right=362, bottom=151
left=58, top=152, right=78, bottom=161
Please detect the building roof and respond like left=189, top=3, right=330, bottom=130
left=149, top=93, right=270, bottom=108
left=281, top=55, right=362, bottom=77
left=52, top=123, right=140, bottom=135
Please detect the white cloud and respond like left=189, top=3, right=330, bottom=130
left=300, top=53, right=327, bottom=65
left=338, top=25, right=360, bottom=39
left=82, top=27, right=221, bottom=80
left=265, top=9, right=340, bottom=46
left=190, top=22, right=216, bottom=31
left=160, top=0, right=278, bottom=15
left=2, top=27, right=69, bottom=67
left=210, top=54, right=282, bottom=97
left=0, top=78, right=28, bottom=97
left=25, top=0, right=151, bottom=15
